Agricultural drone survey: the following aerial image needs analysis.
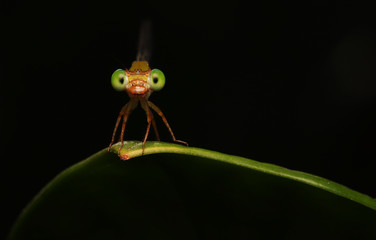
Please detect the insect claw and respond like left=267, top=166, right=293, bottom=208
left=117, top=142, right=124, bottom=155
left=107, top=143, right=113, bottom=152
left=175, top=139, right=188, bottom=146
left=141, top=142, right=146, bottom=155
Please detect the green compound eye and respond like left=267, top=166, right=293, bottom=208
left=149, top=69, right=165, bottom=91
left=111, top=69, right=128, bottom=91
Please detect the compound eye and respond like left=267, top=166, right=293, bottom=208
left=111, top=69, right=128, bottom=91
left=149, top=69, right=165, bottom=91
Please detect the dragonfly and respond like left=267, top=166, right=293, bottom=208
left=108, top=21, right=188, bottom=155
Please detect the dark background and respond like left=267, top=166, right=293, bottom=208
left=2, top=0, right=376, bottom=238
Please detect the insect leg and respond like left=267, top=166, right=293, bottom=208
left=142, top=120, right=152, bottom=155
left=151, top=118, right=160, bottom=141
left=118, top=112, right=129, bottom=155
left=117, top=99, right=138, bottom=155
left=140, top=100, right=154, bottom=155
left=148, top=101, right=188, bottom=146
left=108, top=103, right=128, bottom=151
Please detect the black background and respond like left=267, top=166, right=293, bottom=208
left=2, top=0, right=376, bottom=238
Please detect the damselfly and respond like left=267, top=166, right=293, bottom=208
left=108, top=21, right=187, bottom=155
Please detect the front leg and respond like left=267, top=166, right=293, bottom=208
left=117, top=99, right=139, bottom=155
left=118, top=111, right=131, bottom=155
left=108, top=103, right=128, bottom=151
left=140, top=100, right=154, bottom=155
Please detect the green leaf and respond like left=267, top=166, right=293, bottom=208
left=8, top=141, right=376, bottom=239
left=114, top=141, right=376, bottom=211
